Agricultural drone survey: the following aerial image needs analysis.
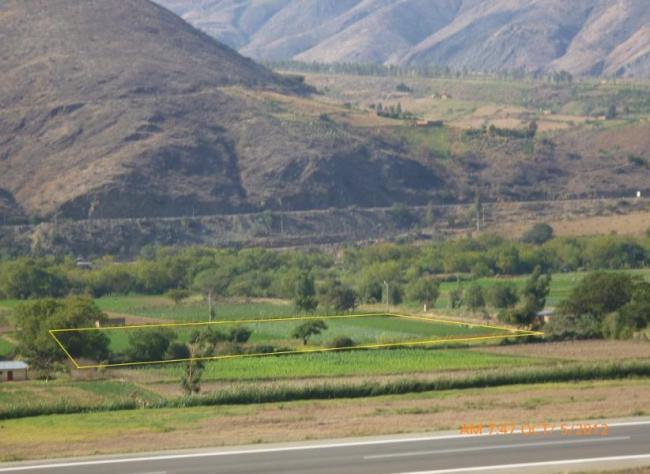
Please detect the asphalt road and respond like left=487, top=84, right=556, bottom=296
left=1, top=419, right=649, bottom=474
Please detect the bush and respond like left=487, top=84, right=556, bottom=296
left=165, top=342, right=191, bottom=360
left=544, top=314, right=601, bottom=341
left=126, top=328, right=177, bottom=362
left=329, top=336, right=355, bottom=349
left=229, top=326, right=253, bottom=344
left=522, top=223, right=554, bottom=245
left=247, top=344, right=276, bottom=355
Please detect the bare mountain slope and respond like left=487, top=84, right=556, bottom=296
left=0, top=0, right=445, bottom=219
left=156, top=0, right=650, bottom=77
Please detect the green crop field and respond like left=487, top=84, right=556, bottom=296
left=55, top=314, right=518, bottom=367
left=136, top=347, right=540, bottom=381
left=95, top=296, right=295, bottom=322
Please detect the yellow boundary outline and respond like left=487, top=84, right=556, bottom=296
left=49, top=313, right=542, bottom=369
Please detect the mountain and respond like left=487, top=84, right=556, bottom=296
left=0, top=0, right=444, bottom=219
left=155, top=0, right=650, bottom=77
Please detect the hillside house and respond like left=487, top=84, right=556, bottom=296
left=95, top=318, right=126, bottom=328
left=414, top=120, right=444, bottom=128
left=0, top=361, right=28, bottom=382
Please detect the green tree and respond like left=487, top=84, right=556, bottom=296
left=606, top=104, right=617, bottom=120
left=405, top=278, right=440, bottom=307
left=464, top=283, right=485, bottom=311
left=522, top=223, right=554, bottom=245
left=15, top=297, right=110, bottom=376
left=601, top=282, right=650, bottom=339
left=494, top=246, right=521, bottom=274
left=499, top=266, right=551, bottom=327
left=292, top=320, right=327, bottom=345
left=192, top=269, right=227, bottom=321
left=318, top=280, right=358, bottom=312
left=487, top=283, right=519, bottom=309
left=0, top=259, right=68, bottom=299
left=181, top=359, right=205, bottom=396
left=558, top=272, right=634, bottom=318
left=293, top=271, right=318, bottom=313
left=521, top=266, right=552, bottom=313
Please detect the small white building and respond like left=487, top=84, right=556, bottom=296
left=0, top=361, right=29, bottom=382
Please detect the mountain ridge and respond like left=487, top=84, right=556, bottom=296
left=155, top=0, right=650, bottom=77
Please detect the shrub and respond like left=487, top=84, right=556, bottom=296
left=544, top=314, right=602, bottom=341
left=229, top=326, right=253, bottom=344
left=247, top=344, right=276, bottom=355
left=165, top=342, right=191, bottom=360
left=127, top=328, right=177, bottom=362
left=329, top=336, right=355, bottom=348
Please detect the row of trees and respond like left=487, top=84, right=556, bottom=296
left=1, top=230, right=648, bottom=307
left=266, top=60, right=575, bottom=84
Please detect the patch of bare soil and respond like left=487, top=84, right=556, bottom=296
left=474, top=340, right=650, bottom=361
left=490, top=211, right=650, bottom=238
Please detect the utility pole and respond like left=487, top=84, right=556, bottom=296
left=207, top=289, right=214, bottom=322
left=383, top=280, right=390, bottom=312
left=475, top=188, right=482, bottom=233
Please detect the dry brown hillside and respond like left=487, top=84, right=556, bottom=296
left=0, top=0, right=446, bottom=219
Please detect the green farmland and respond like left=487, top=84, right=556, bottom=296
left=146, top=348, right=540, bottom=381
left=55, top=314, right=518, bottom=367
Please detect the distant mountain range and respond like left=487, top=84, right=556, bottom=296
left=155, top=0, right=650, bottom=77
left=1, top=0, right=648, bottom=224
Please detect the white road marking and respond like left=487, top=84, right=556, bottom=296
left=365, top=436, right=631, bottom=459
left=0, top=420, right=648, bottom=472
left=395, top=453, right=650, bottom=474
